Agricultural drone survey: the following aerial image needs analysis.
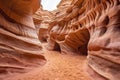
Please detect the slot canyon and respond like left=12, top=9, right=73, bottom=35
left=0, top=0, right=120, bottom=80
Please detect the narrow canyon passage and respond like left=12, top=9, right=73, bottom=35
left=8, top=43, right=90, bottom=80
left=0, top=0, right=120, bottom=80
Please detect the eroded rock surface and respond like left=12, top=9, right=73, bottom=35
left=41, top=0, right=120, bottom=80
left=0, top=0, right=46, bottom=79
left=0, top=0, right=119, bottom=80
left=33, top=8, right=54, bottom=42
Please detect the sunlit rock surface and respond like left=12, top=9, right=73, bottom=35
left=41, top=0, right=120, bottom=80
left=0, top=0, right=46, bottom=79
left=0, top=0, right=119, bottom=80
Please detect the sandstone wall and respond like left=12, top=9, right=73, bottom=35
left=33, top=7, right=55, bottom=42
left=0, top=0, right=46, bottom=79
left=44, top=0, right=120, bottom=80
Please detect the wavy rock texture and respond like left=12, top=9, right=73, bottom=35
left=44, top=0, right=120, bottom=80
left=33, top=8, right=54, bottom=42
left=0, top=0, right=119, bottom=80
left=0, top=0, right=46, bottom=79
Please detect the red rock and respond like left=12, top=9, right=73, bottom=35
left=44, top=0, right=120, bottom=80
left=0, top=0, right=46, bottom=79
left=0, top=0, right=120, bottom=80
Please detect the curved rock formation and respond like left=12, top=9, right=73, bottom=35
left=33, top=8, right=54, bottom=42
left=1, top=0, right=119, bottom=80
left=43, top=0, right=120, bottom=80
left=47, top=0, right=90, bottom=54
left=0, top=0, right=46, bottom=79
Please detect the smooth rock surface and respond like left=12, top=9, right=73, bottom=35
left=0, top=0, right=46, bottom=79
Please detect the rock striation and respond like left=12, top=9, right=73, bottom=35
left=0, top=0, right=119, bottom=80
left=42, top=0, right=120, bottom=80
left=33, top=8, right=54, bottom=42
left=0, top=0, right=46, bottom=79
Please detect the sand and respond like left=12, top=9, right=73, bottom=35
left=4, top=43, right=91, bottom=80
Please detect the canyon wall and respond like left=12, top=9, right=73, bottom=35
left=33, top=8, right=54, bottom=42
left=0, top=0, right=46, bottom=79
left=44, top=0, right=120, bottom=80
left=0, top=0, right=119, bottom=80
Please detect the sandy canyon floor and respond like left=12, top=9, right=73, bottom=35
left=6, top=43, right=90, bottom=80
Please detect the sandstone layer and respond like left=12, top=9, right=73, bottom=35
left=42, top=0, right=120, bottom=80
left=33, top=8, right=54, bottom=42
left=0, top=0, right=46, bottom=79
left=0, top=0, right=119, bottom=80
